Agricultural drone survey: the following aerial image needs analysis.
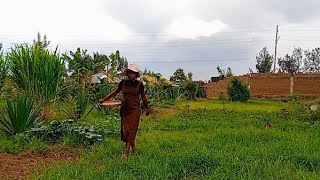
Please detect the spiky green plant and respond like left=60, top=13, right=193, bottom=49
left=0, top=95, right=40, bottom=136
left=61, top=91, right=93, bottom=121
left=75, top=91, right=93, bottom=120
left=6, top=44, right=64, bottom=104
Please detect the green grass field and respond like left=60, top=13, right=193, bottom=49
left=24, top=99, right=320, bottom=179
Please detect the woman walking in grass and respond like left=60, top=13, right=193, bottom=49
left=100, top=64, right=150, bottom=157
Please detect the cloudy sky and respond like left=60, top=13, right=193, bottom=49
left=1, top=0, right=320, bottom=80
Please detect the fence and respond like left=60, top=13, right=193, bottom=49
left=205, top=73, right=320, bottom=98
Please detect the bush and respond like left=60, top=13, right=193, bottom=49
left=26, top=120, right=116, bottom=146
left=60, top=91, right=93, bottom=121
left=0, top=95, right=41, bottom=136
left=227, top=78, right=250, bottom=102
left=6, top=44, right=64, bottom=104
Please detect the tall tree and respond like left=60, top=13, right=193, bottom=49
left=93, top=52, right=110, bottom=74
left=226, top=67, right=233, bottom=77
left=278, top=47, right=302, bottom=74
left=216, top=65, right=225, bottom=77
left=187, top=72, right=193, bottom=81
left=304, top=48, right=320, bottom=73
left=255, top=47, right=273, bottom=73
left=109, top=50, right=128, bottom=73
left=170, top=68, right=187, bottom=83
left=64, top=48, right=93, bottom=86
left=292, top=47, right=303, bottom=72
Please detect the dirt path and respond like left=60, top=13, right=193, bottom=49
left=0, top=147, right=82, bottom=180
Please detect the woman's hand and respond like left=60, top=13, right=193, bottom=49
left=99, top=98, right=108, bottom=103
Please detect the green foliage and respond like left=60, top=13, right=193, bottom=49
left=170, top=68, right=187, bottom=83
left=109, top=50, right=128, bottom=74
left=304, top=47, right=320, bottom=73
left=256, top=46, right=273, bottom=73
left=216, top=65, right=224, bottom=76
left=75, top=91, right=93, bottom=120
left=0, top=45, right=7, bottom=94
left=184, top=81, right=198, bottom=99
left=187, top=72, right=193, bottom=81
left=59, top=77, right=80, bottom=100
left=0, top=95, right=40, bottom=136
left=88, top=81, right=117, bottom=115
left=33, top=32, right=51, bottom=49
left=218, top=91, right=226, bottom=101
left=93, top=52, right=110, bottom=74
left=27, top=120, right=115, bottom=145
left=225, top=67, right=233, bottom=77
left=166, top=86, right=183, bottom=100
left=64, top=49, right=109, bottom=83
left=142, top=69, right=162, bottom=79
left=63, top=48, right=94, bottom=86
left=227, top=78, right=250, bottom=102
left=0, top=134, right=49, bottom=154
left=278, top=47, right=303, bottom=73
left=60, top=91, right=93, bottom=121
left=216, top=66, right=232, bottom=77
left=182, top=81, right=206, bottom=100
left=6, top=44, right=64, bottom=103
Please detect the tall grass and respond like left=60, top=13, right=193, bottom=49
left=6, top=44, right=64, bottom=104
left=34, top=100, right=320, bottom=179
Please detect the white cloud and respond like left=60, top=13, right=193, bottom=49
left=0, top=0, right=134, bottom=44
left=164, top=16, right=227, bottom=39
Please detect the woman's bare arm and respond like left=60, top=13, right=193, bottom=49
left=100, top=88, right=121, bottom=102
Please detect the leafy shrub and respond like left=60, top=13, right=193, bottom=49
left=227, top=78, right=250, bottom=102
left=296, top=109, right=320, bottom=124
left=0, top=95, right=41, bottom=136
left=26, top=120, right=116, bottom=145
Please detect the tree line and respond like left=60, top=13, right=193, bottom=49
left=256, top=46, right=320, bottom=73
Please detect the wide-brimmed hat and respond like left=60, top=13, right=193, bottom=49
left=124, top=64, right=140, bottom=77
left=127, top=64, right=139, bottom=72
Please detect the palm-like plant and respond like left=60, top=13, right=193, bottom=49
left=0, top=95, right=40, bottom=136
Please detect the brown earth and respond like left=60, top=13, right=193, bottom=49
left=0, top=147, right=82, bottom=180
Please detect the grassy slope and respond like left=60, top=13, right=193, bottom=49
left=23, top=99, right=320, bottom=179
